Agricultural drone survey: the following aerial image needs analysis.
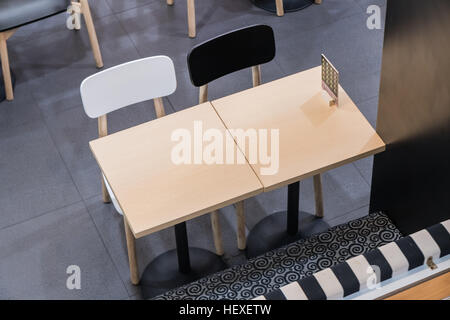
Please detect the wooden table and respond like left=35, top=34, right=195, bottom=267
left=212, top=66, right=386, bottom=257
left=90, top=102, right=263, bottom=298
left=385, top=272, right=450, bottom=300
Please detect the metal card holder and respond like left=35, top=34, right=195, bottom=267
left=321, top=54, right=339, bottom=107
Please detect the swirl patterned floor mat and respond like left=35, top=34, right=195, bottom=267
left=153, top=212, right=402, bottom=300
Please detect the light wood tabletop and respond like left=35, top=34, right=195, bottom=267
left=211, top=66, right=386, bottom=192
left=90, top=102, right=263, bottom=238
left=385, top=271, right=450, bottom=300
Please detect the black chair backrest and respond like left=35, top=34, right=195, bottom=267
left=187, top=25, right=276, bottom=87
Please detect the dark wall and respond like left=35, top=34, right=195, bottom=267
left=370, top=0, right=450, bottom=234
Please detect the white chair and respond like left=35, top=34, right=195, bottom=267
left=80, top=55, right=177, bottom=215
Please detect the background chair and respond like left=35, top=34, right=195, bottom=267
left=80, top=55, right=177, bottom=284
left=0, top=0, right=103, bottom=101
left=186, top=24, right=277, bottom=255
left=165, top=0, right=285, bottom=38
left=166, top=0, right=196, bottom=38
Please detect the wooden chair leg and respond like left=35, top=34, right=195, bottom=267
left=101, top=178, right=111, bottom=203
left=167, top=0, right=174, bottom=5
left=79, top=0, right=103, bottom=68
left=313, top=174, right=324, bottom=218
left=0, top=34, right=13, bottom=101
left=199, top=84, right=208, bottom=104
left=187, top=0, right=196, bottom=38
left=275, top=0, right=284, bottom=16
left=235, top=201, right=246, bottom=250
left=153, top=97, right=166, bottom=119
left=252, top=65, right=262, bottom=87
left=98, top=115, right=111, bottom=203
left=199, top=85, right=226, bottom=255
left=210, top=211, right=224, bottom=256
left=124, top=217, right=140, bottom=285
left=314, top=0, right=322, bottom=4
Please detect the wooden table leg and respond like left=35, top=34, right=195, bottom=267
left=124, top=217, right=139, bottom=285
left=210, top=211, right=224, bottom=256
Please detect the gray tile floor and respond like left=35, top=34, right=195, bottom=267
left=0, top=0, right=386, bottom=299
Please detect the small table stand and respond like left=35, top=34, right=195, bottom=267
left=140, top=222, right=227, bottom=299
left=246, top=182, right=329, bottom=258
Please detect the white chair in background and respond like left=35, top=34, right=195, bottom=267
left=80, top=55, right=177, bottom=215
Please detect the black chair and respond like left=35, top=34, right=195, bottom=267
left=186, top=24, right=277, bottom=255
left=0, top=0, right=103, bottom=101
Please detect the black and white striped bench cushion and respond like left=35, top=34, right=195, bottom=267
left=256, top=219, right=450, bottom=300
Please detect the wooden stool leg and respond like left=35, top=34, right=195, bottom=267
left=167, top=0, right=174, bottom=5
left=124, top=217, right=140, bottom=285
left=235, top=201, right=246, bottom=250
left=313, top=174, right=324, bottom=218
left=275, top=0, right=284, bottom=16
left=210, top=211, right=224, bottom=256
left=0, top=34, right=13, bottom=101
left=187, top=0, right=196, bottom=38
left=79, top=0, right=103, bottom=68
left=153, top=97, right=166, bottom=119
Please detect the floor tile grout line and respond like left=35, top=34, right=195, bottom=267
left=0, top=199, right=84, bottom=233
left=353, top=0, right=367, bottom=13
left=353, top=161, right=372, bottom=186
left=8, top=10, right=116, bottom=47
left=112, top=9, right=143, bottom=58
left=35, top=98, right=132, bottom=297
left=111, top=9, right=183, bottom=115
left=280, top=8, right=367, bottom=47
left=356, top=93, right=379, bottom=105
left=105, top=0, right=161, bottom=16
left=326, top=204, right=370, bottom=225
left=83, top=199, right=135, bottom=298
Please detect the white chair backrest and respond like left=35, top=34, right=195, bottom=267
left=80, top=55, right=177, bottom=118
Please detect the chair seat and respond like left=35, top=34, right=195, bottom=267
left=0, top=0, right=68, bottom=32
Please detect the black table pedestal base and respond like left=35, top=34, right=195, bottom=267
left=246, top=211, right=329, bottom=258
left=251, top=0, right=313, bottom=14
left=0, top=69, right=15, bottom=103
left=140, top=247, right=227, bottom=299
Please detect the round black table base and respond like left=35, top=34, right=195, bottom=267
left=140, top=247, right=227, bottom=299
left=246, top=211, right=330, bottom=258
left=0, top=69, right=15, bottom=103
left=251, top=0, right=313, bottom=13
